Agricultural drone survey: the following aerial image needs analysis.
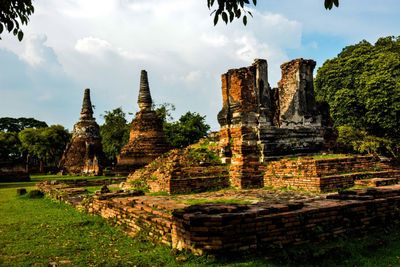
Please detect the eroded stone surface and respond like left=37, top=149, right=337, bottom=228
left=116, top=70, right=170, bottom=174
left=59, top=89, right=105, bottom=175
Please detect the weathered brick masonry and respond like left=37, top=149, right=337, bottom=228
left=39, top=182, right=400, bottom=256
left=59, top=89, right=105, bottom=175
left=218, top=59, right=335, bottom=189
left=127, top=144, right=229, bottom=194
left=172, top=186, right=400, bottom=254
left=263, top=155, right=400, bottom=192
left=116, top=70, right=170, bottom=175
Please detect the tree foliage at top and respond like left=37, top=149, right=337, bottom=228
left=100, top=108, right=130, bottom=163
left=1, top=0, right=340, bottom=41
left=0, top=0, right=34, bottom=41
left=315, top=36, right=400, bottom=157
left=0, top=117, right=47, bottom=132
left=208, top=0, right=339, bottom=25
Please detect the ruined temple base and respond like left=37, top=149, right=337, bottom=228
left=38, top=181, right=400, bottom=256
left=263, top=155, right=400, bottom=192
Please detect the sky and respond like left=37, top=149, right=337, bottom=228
left=0, top=0, right=399, bottom=131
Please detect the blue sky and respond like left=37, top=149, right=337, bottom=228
left=0, top=0, right=399, bottom=131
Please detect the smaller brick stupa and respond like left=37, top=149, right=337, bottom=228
left=59, top=88, right=105, bottom=175
left=116, top=70, right=170, bottom=175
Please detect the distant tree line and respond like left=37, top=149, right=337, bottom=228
left=0, top=117, right=70, bottom=172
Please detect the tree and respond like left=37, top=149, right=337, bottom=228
left=315, top=36, right=400, bottom=158
left=208, top=0, right=339, bottom=25
left=0, top=117, right=47, bottom=132
left=0, top=131, right=20, bottom=161
left=100, top=108, right=130, bottom=164
left=18, top=125, right=70, bottom=172
left=0, top=0, right=34, bottom=41
left=164, top=111, right=210, bottom=148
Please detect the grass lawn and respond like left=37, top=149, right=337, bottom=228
left=2, top=179, right=400, bottom=266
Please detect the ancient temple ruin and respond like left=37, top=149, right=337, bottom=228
left=218, top=58, right=334, bottom=188
left=116, top=70, right=170, bottom=174
left=59, top=89, right=105, bottom=175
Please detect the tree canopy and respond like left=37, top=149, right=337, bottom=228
left=100, top=108, right=130, bottom=163
left=162, top=111, right=210, bottom=148
left=0, top=117, right=48, bottom=132
left=315, top=36, right=400, bottom=157
left=0, top=0, right=34, bottom=41
left=18, top=125, right=70, bottom=170
left=208, top=0, right=339, bottom=25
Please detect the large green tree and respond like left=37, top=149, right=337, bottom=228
left=0, top=131, right=20, bottom=161
left=18, top=125, right=70, bottom=172
left=163, top=111, right=210, bottom=148
left=100, top=108, right=130, bottom=164
left=315, top=36, right=400, bottom=157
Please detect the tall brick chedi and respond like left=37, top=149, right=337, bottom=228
left=116, top=70, right=170, bottom=174
left=59, top=89, right=105, bottom=175
left=218, top=58, right=333, bottom=189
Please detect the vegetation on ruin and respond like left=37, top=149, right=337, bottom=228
left=315, top=36, right=400, bottom=160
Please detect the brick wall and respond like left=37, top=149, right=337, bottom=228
left=263, top=155, right=399, bottom=192
left=172, top=186, right=400, bottom=255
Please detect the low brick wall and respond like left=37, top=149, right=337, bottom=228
left=88, top=196, right=181, bottom=246
left=172, top=186, right=400, bottom=255
left=38, top=181, right=400, bottom=256
left=263, top=156, right=400, bottom=192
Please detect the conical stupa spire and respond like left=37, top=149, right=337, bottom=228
left=80, top=88, right=94, bottom=120
left=137, top=70, right=152, bottom=110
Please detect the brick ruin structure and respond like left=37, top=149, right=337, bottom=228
left=59, top=89, right=105, bottom=175
left=116, top=70, right=170, bottom=175
left=218, top=58, right=334, bottom=189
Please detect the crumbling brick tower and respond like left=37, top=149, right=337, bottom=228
left=218, top=58, right=332, bottom=189
left=116, top=70, right=170, bottom=175
left=59, top=88, right=105, bottom=175
left=217, top=59, right=270, bottom=188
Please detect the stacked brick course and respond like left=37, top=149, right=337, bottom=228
left=127, top=143, right=229, bottom=194
left=39, top=182, right=400, bottom=256
left=218, top=59, right=334, bottom=189
left=263, top=155, right=400, bottom=192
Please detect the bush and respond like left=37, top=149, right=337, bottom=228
left=337, top=125, right=398, bottom=158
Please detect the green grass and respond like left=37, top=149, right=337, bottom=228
left=2, top=181, right=400, bottom=266
left=0, top=174, right=126, bottom=190
left=287, top=154, right=351, bottom=161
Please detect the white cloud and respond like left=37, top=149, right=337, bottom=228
left=1, top=0, right=399, bottom=130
